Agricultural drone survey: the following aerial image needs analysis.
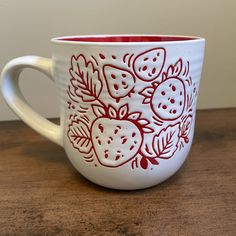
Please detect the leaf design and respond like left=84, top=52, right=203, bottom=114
left=153, top=123, right=180, bottom=159
left=142, top=127, right=154, bottom=134
left=67, top=119, right=92, bottom=154
left=69, top=55, right=102, bottom=102
left=139, top=86, right=154, bottom=97
left=127, top=112, right=141, bottom=120
left=180, top=115, right=193, bottom=138
left=137, top=119, right=149, bottom=126
left=118, top=104, right=128, bottom=119
left=92, top=105, right=106, bottom=117
left=173, top=59, right=183, bottom=76
left=139, top=86, right=154, bottom=105
left=166, top=58, right=183, bottom=78
left=108, top=105, right=117, bottom=118
left=143, top=97, right=151, bottom=104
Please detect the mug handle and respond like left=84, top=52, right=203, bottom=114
left=0, top=56, right=63, bottom=146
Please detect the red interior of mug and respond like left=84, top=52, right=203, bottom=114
left=58, top=35, right=198, bottom=43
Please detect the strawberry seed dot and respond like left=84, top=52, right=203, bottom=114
left=162, top=105, right=167, bottom=109
left=129, top=145, right=134, bottom=151
left=111, top=74, right=116, bottom=79
left=99, top=53, right=106, bottom=59
left=114, top=84, right=119, bottom=90
left=170, top=98, right=175, bottom=104
left=98, top=124, right=104, bottom=133
left=115, top=155, right=120, bottom=161
left=161, top=91, right=165, bottom=96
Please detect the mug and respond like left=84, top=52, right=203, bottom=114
left=1, top=35, right=205, bottom=190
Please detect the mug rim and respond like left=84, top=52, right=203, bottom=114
left=51, top=34, right=205, bottom=46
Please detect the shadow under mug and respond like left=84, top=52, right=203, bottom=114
left=1, top=35, right=205, bottom=190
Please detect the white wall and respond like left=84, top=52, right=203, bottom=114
left=0, top=0, right=235, bottom=121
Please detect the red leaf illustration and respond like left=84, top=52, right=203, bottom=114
left=140, top=156, right=148, bottom=169
left=137, top=119, right=149, bottom=126
left=180, top=115, right=192, bottom=138
left=139, top=86, right=154, bottom=97
left=92, top=105, right=106, bottom=117
left=127, top=112, right=141, bottom=120
left=167, top=58, right=183, bottom=78
left=67, top=119, right=92, bottom=154
left=143, top=97, right=151, bottom=104
left=108, top=105, right=117, bottom=118
left=118, top=104, right=128, bottom=119
left=139, top=86, right=154, bottom=105
left=69, top=55, right=102, bottom=102
left=142, top=127, right=154, bottom=134
left=153, top=123, right=180, bottom=159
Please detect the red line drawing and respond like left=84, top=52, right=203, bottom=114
left=123, top=53, right=129, bottom=63
left=66, top=49, right=196, bottom=170
left=91, top=55, right=99, bottom=66
left=90, top=105, right=145, bottom=168
left=152, top=123, right=180, bottom=159
left=103, top=64, right=135, bottom=101
left=133, top=48, right=166, bottom=81
left=68, top=55, right=102, bottom=102
left=67, top=119, right=93, bottom=154
left=128, top=53, right=134, bottom=67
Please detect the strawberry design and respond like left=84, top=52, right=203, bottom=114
left=139, top=58, right=186, bottom=121
left=92, top=118, right=141, bottom=167
left=91, top=104, right=153, bottom=167
left=140, top=78, right=186, bottom=121
left=67, top=51, right=195, bottom=171
left=103, top=65, right=135, bottom=100
left=151, top=78, right=186, bottom=120
left=133, top=48, right=166, bottom=81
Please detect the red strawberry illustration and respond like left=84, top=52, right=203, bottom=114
left=103, top=65, right=135, bottom=100
left=139, top=77, right=186, bottom=121
left=133, top=48, right=166, bottom=81
left=151, top=78, right=186, bottom=120
left=92, top=118, right=142, bottom=167
left=139, top=57, right=187, bottom=121
left=91, top=104, right=153, bottom=167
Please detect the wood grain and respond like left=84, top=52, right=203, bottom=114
left=0, top=109, right=235, bottom=236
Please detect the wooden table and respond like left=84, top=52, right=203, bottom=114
left=0, top=109, right=235, bottom=236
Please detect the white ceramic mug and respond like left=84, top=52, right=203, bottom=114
left=1, top=35, right=205, bottom=190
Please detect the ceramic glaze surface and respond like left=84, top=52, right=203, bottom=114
left=1, top=35, right=205, bottom=189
